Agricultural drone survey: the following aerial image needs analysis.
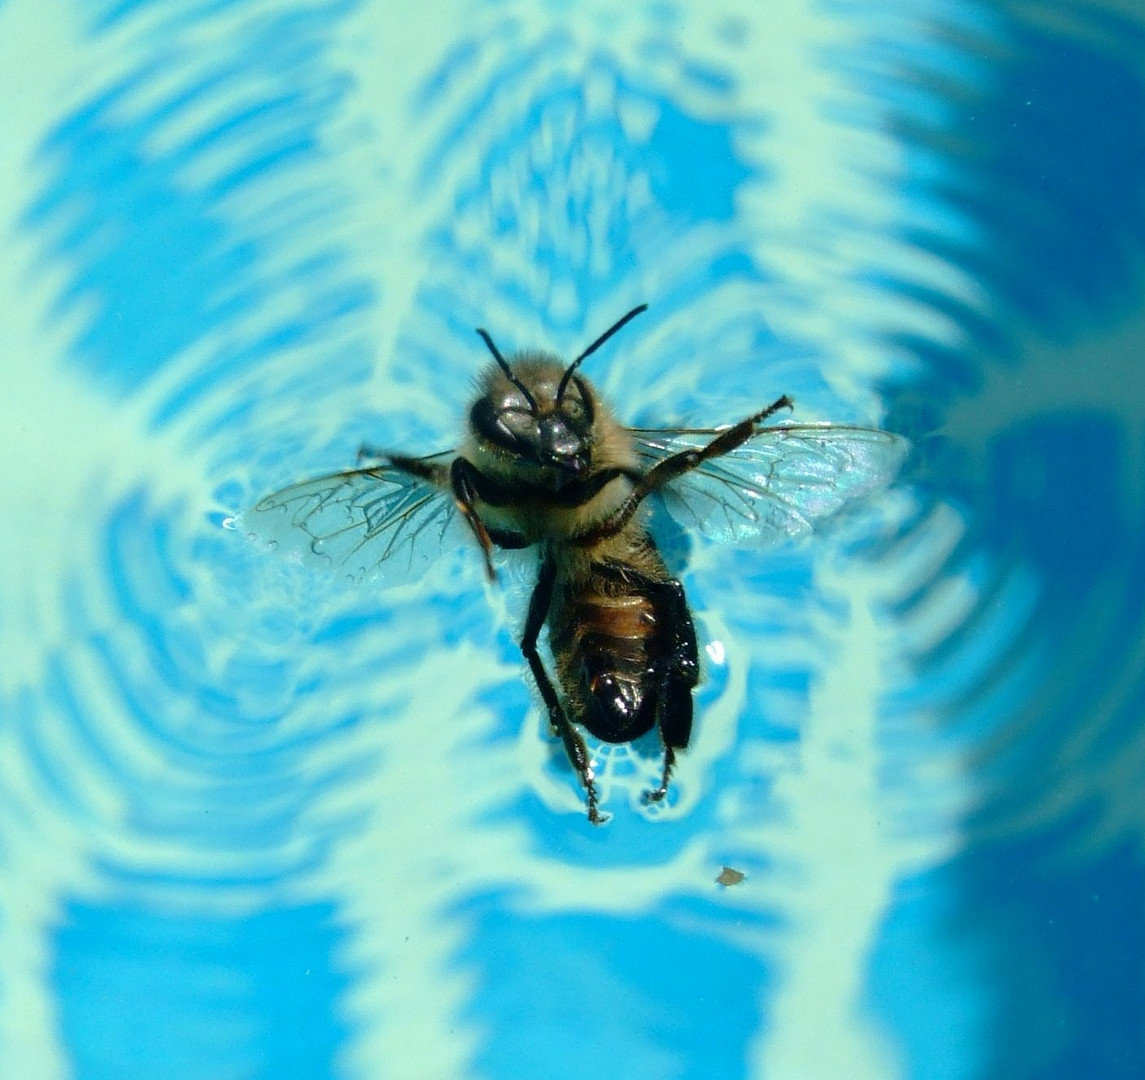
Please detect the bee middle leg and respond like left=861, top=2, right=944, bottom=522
left=521, top=555, right=606, bottom=825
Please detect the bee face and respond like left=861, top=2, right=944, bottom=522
left=469, top=359, right=596, bottom=480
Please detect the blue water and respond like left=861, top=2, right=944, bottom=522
left=2, top=2, right=1143, bottom=1078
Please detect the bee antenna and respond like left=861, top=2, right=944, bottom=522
left=476, top=327, right=539, bottom=411
left=557, top=304, right=648, bottom=402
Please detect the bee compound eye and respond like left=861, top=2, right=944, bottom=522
left=498, top=408, right=537, bottom=439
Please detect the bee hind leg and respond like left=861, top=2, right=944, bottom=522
left=522, top=555, right=608, bottom=825
left=644, top=579, right=698, bottom=807
left=644, top=744, right=676, bottom=805
left=642, top=676, right=691, bottom=805
left=554, top=718, right=605, bottom=825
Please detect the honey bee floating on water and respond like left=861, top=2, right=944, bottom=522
left=247, top=305, right=907, bottom=823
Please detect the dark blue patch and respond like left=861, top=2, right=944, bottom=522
left=24, top=7, right=361, bottom=399
left=964, top=30, right=1145, bottom=325
left=985, top=412, right=1124, bottom=575
left=458, top=900, right=768, bottom=1080
left=53, top=899, right=352, bottom=1080
left=646, top=100, right=754, bottom=223
left=868, top=838, right=1145, bottom=1080
left=944, top=836, right=1144, bottom=1080
left=865, top=865, right=992, bottom=1080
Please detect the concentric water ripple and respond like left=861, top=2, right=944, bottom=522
left=1, top=1, right=1143, bottom=1079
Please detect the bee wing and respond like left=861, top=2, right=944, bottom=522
left=629, top=423, right=909, bottom=548
left=239, top=451, right=465, bottom=584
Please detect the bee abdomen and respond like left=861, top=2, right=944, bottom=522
left=556, top=595, right=656, bottom=669
left=551, top=592, right=663, bottom=743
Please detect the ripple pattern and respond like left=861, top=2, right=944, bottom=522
left=1, top=1, right=1143, bottom=1079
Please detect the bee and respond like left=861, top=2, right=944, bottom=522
left=246, top=305, right=908, bottom=824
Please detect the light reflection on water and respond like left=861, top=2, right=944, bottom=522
left=1, top=2, right=1143, bottom=1079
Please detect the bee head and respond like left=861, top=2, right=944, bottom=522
left=469, top=353, right=595, bottom=479
left=469, top=305, right=647, bottom=483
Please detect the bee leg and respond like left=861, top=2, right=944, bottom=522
left=379, top=453, right=498, bottom=580
left=383, top=453, right=452, bottom=484
left=575, top=396, right=794, bottom=544
left=449, top=458, right=498, bottom=582
left=521, top=555, right=607, bottom=824
left=639, top=394, right=795, bottom=491
left=645, top=744, right=676, bottom=805
left=356, top=442, right=387, bottom=463
left=644, top=579, right=698, bottom=806
left=643, top=673, right=692, bottom=805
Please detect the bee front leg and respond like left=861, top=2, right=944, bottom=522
left=521, top=555, right=607, bottom=825
left=450, top=458, right=498, bottom=582
left=638, top=393, right=794, bottom=493
left=574, top=395, right=795, bottom=545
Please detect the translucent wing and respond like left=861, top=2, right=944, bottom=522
left=630, top=423, right=909, bottom=548
left=239, top=451, right=464, bottom=583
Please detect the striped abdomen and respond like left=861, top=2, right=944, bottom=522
left=549, top=564, right=699, bottom=748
